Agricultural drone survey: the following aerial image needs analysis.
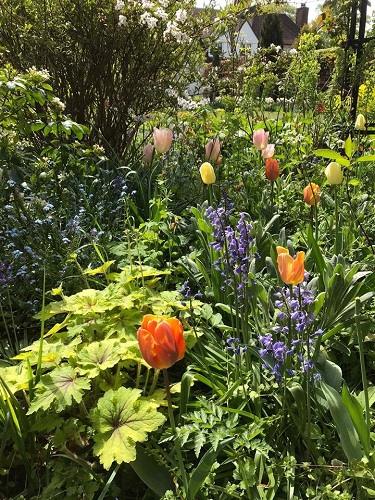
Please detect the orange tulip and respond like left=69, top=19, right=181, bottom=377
left=137, top=314, right=185, bottom=370
left=303, top=183, right=320, bottom=206
left=265, top=158, right=279, bottom=181
left=276, top=246, right=305, bottom=285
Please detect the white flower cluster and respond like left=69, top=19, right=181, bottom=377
left=269, top=43, right=282, bottom=53
left=140, top=12, right=158, bottom=28
left=51, top=97, right=66, bottom=111
left=142, top=0, right=154, bottom=8
left=175, top=9, right=187, bottom=23
left=289, top=48, right=297, bottom=55
left=165, top=87, right=209, bottom=110
left=154, top=7, right=168, bottom=20
left=27, top=66, right=51, bottom=81
left=115, top=0, right=124, bottom=10
left=163, top=20, right=190, bottom=43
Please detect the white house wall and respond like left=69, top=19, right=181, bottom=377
left=216, top=21, right=258, bottom=58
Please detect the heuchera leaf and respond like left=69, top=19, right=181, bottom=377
left=27, top=365, right=91, bottom=414
left=77, top=339, right=121, bottom=378
left=90, top=387, right=166, bottom=470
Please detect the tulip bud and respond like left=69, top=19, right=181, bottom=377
left=325, top=161, right=343, bottom=185
left=265, top=158, right=279, bottom=181
left=205, top=138, right=221, bottom=162
left=153, top=127, right=173, bottom=154
left=354, top=114, right=366, bottom=131
left=262, top=144, right=275, bottom=159
left=303, top=183, right=320, bottom=206
left=200, top=162, right=216, bottom=184
left=143, top=144, right=154, bottom=164
left=253, top=129, right=269, bottom=150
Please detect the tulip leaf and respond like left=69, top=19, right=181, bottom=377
left=130, top=444, right=175, bottom=497
left=313, top=149, right=350, bottom=167
left=342, top=383, right=370, bottom=456
left=90, top=387, right=165, bottom=470
left=320, top=381, right=363, bottom=462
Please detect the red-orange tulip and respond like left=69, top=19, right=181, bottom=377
left=265, top=158, right=279, bottom=181
left=303, top=183, right=320, bottom=206
left=137, top=314, right=185, bottom=370
left=276, top=246, right=305, bottom=285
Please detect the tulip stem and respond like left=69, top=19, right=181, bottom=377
left=334, top=185, right=340, bottom=255
left=271, top=180, right=274, bottom=211
left=208, top=184, right=213, bottom=206
left=163, top=368, right=189, bottom=497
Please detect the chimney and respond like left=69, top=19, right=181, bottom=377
left=296, top=3, right=309, bottom=30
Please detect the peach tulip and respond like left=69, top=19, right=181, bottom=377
left=153, top=127, right=173, bottom=154
left=143, top=144, right=154, bottom=164
left=262, top=144, right=275, bottom=159
left=205, top=138, right=221, bottom=162
left=276, top=246, right=305, bottom=285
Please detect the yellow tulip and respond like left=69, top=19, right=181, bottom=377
left=325, top=161, right=343, bottom=185
left=354, top=114, right=366, bottom=131
left=200, top=162, right=216, bottom=184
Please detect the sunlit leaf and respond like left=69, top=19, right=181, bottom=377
left=77, top=339, right=121, bottom=378
left=313, top=149, right=350, bottom=167
left=28, top=365, right=90, bottom=413
left=90, top=387, right=165, bottom=469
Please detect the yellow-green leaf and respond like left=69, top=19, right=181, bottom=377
left=314, top=149, right=350, bottom=167
left=90, top=387, right=165, bottom=469
left=84, top=260, right=116, bottom=276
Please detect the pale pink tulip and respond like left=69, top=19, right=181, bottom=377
left=261, top=144, right=275, bottom=159
left=253, top=129, right=269, bottom=150
left=153, top=127, right=173, bottom=154
left=205, top=138, right=221, bottom=162
left=143, top=144, right=154, bottom=164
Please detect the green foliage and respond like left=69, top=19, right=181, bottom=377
left=0, top=0, right=209, bottom=156
left=259, top=14, right=284, bottom=49
left=0, top=264, right=193, bottom=497
left=91, top=387, right=166, bottom=469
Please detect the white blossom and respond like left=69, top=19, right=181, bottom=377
left=142, top=0, right=154, bottom=8
left=118, top=14, right=126, bottom=26
left=140, top=12, right=158, bottom=28
left=175, top=9, right=187, bottom=23
left=154, top=7, right=168, bottom=20
left=115, top=0, right=124, bottom=10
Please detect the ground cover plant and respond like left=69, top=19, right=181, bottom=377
left=0, top=0, right=375, bottom=498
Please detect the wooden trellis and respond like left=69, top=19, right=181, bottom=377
left=345, top=0, right=375, bottom=131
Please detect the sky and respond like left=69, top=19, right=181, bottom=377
left=195, top=1, right=374, bottom=24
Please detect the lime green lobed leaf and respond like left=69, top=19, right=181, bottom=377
left=90, top=387, right=166, bottom=470
left=77, top=339, right=121, bottom=378
left=27, top=365, right=91, bottom=414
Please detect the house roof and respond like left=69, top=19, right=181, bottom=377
left=249, top=13, right=300, bottom=46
